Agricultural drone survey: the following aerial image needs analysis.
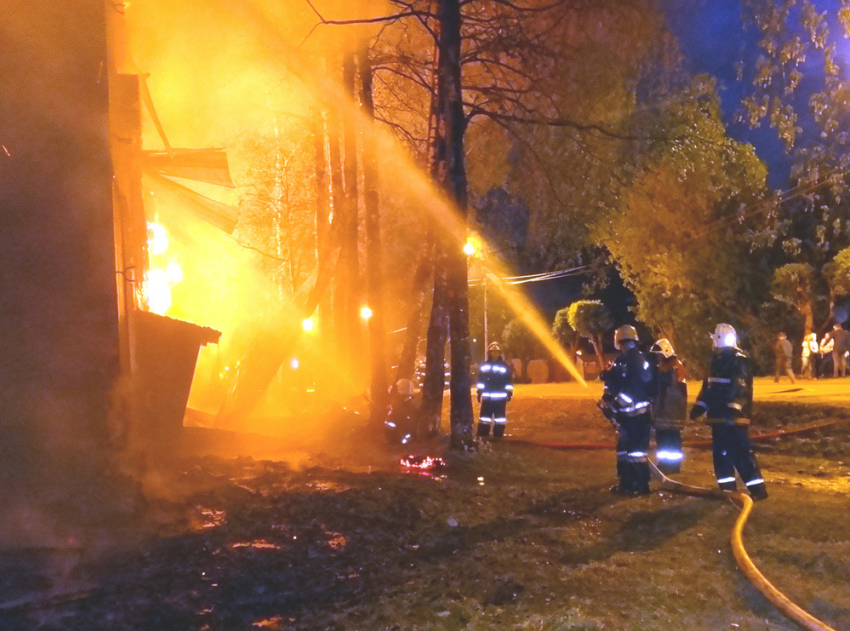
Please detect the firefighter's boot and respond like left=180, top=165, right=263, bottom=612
left=717, top=478, right=738, bottom=492
left=747, top=481, right=769, bottom=501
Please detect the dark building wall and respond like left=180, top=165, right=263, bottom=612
left=0, top=2, right=118, bottom=493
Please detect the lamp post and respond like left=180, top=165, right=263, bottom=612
left=465, top=236, right=489, bottom=359
left=483, top=275, right=488, bottom=352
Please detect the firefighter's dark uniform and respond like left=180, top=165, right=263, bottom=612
left=601, top=345, right=653, bottom=494
left=691, top=347, right=768, bottom=499
left=651, top=355, right=687, bottom=474
left=476, top=358, right=513, bottom=437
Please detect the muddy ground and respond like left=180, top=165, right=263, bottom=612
left=1, top=394, right=849, bottom=631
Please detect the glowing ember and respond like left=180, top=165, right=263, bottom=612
left=229, top=539, right=282, bottom=550
left=326, top=532, right=348, bottom=551
left=252, top=616, right=286, bottom=629
left=190, top=507, right=227, bottom=531
left=400, top=455, right=447, bottom=470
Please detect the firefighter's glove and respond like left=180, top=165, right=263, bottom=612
left=597, top=401, right=616, bottom=422
left=689, top=405, right=706, bottom=421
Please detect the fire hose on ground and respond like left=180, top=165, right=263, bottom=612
left=510, top=417, right=850, bottom=451
left=516, top=419, right=849, bottom=631
left=647, top=461, right=839, bottom=631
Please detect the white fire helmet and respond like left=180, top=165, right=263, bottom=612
left=395, top=378, right=415, bottom=397
left=650, top=338, right=675, bottom=359
left=614, top=325, right=639, bottom=350
left=711, top=323, right=737, bottom=349
left=488, top=342, right=502, bottom=355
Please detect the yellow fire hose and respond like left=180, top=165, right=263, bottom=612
left=648, top=461, right=840, bottom=631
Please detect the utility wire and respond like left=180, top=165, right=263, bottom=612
left=467, top=264, right=594, bottom=286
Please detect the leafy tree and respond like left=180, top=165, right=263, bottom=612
left=824, top=246, right=850, bottom=318
left=236, top=130, right=318, bottom=296
left=552, top=308, right=578, bottom=357
left=566, top=300, right=612, bottom=373
left=771, top=263, right=816, bottom=336
left=735, top=1, right=850, bottom=336
left=365, top=0, right=674, bottom=445
left=502, top=318, right=535, bottom=381
left=599, top=75, right=771, bottom=370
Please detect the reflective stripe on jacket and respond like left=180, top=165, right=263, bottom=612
left=476, top=359, right=513, bottom=396
left=693, top=348, right=752, bottom=424
left=601, top=347, right=652, bottom=417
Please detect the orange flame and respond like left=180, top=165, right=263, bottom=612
left=400, top=455, right=446, bottom=470
left=143, top=221, right=182, bottom=315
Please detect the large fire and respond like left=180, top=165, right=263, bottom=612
left=142, top=221, right=182, bottom=315
left=118, top=0, right=586, bottom=433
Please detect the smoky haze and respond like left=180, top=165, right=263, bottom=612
left=0, top=1, right=118, bottom=544
left=121, top=0, right=431, bottom=432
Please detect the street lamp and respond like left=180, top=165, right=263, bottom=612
left=360, top=306, right=373, bottom=320
left=464, top=236, right=489, bottom=356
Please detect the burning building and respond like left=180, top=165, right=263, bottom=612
left=3, top=0, right=541, bottom=513
left=0, top=1, right=233, bottom=513
left=0, top=0, right=401, bottom=510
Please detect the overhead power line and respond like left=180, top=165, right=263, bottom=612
left=468, top=264, right=594, bottom=286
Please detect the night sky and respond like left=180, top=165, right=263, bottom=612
left=661, top=0, right=791, bottom=187
left=663, top=0, right=850, bottom=188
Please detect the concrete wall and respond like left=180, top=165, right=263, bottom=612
left=0, top=1, right=118, bottom=495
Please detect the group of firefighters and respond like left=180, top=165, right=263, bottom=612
left=386, top=322, right=768, bottom=502
left=597, top=323, right=767, bottom=500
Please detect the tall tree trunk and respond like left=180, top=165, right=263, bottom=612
left=420, top=15, right=449, bottom=433
left=313, top=112, right=331, bottom=336
left=439, top=0, right=474, bottom=449
left=590, top=334, right=606, bottom=376
left=398, top=21, right=442, bottom=386
left=312, top=111, right=331, bottom=397
left=395, top=242, right=434, bottom=381
left=327, top=99, right=347, bottom=381
left=421, top=245, right=449, bottom=432
left=358, top=46, right=389, bottom=424
left=342, top=51, right=362, bottom=384
left=800, top=299, right=814, bottom=338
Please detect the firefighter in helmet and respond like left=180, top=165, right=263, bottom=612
left=476, top=342, right=513, bottom=437
left=649, top=338, right=687, bottom=474
left=599, top=325, right=653, bottom=495
left=690, top=324, right=768, bottom=500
